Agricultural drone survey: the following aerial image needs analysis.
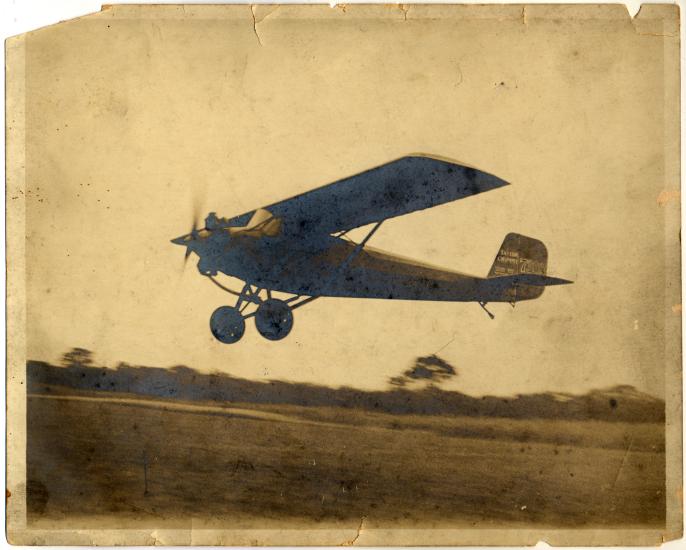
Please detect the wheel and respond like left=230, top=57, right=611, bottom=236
left=210, top=306, right=245, bottom=344
left=255, top=299, right=294, bottom=341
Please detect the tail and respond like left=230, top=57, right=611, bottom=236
left=485, top=233, right=572, bottom=303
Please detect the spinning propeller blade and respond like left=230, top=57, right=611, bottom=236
left=175, top=194, right=205, bottom=269
left=191, top=195, right=201, bottom=235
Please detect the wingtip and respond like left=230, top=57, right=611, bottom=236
left=480, top=171, right=511, bottom=193
left=406, top=153, right=512, bottom=185
left=550, top=276, right=574, bottom=285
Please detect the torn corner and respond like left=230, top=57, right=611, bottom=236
left=631, top=4, right=680, bottom=37
left=625, top=1, right=641, bottom=19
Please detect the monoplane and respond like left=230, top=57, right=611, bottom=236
left=172, top=155, right=572, bottom=343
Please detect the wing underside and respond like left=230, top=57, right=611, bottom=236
left=226, top=155, right=510, bottom=235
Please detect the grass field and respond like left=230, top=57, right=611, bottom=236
left=27, top=389, right=665, bottom=529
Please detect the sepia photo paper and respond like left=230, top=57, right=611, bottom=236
left=5, top=3, right=682, bottom=546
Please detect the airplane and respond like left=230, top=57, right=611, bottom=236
left=172, top=155, right=572, bottom=344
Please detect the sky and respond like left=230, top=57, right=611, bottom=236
left=19, top=5, right=679, bottom=398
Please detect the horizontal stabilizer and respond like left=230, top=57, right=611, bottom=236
left=487, top=273, right=573, bottom=287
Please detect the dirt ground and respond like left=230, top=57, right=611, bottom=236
left=27, top=391, right=665, bottom=529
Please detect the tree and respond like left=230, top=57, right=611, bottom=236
left=388, top=354, right=457, bottom=388
left=60, top=347, right=95, bottom=368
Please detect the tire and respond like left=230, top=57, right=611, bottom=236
left=255, top=299, right=294, bottom=341
left=210, top=306, right=245, bottom=344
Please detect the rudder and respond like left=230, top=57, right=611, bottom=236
left=488, top=233, right=548, bottom=278
left=483, top=234, right=571, bottom=304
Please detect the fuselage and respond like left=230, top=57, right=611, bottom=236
left=188, top=229, right=542, bottom=303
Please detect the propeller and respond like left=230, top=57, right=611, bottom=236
left=173, top=192, right=207, bottom=270
left=185, top=198, right=204, bottom=264
left=184, top=210, right=199, bottom=264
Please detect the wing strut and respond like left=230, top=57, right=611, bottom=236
left=338, top=220, right=383, bottom=272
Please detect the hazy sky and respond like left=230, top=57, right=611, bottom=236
left=21, top=5, right=678, bottom=398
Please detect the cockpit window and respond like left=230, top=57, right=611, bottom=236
left=223, top=208, right=283, bottom=238
left=252, top=216, right=282, bottom=237
left=241, top=209, right=281, bottom=237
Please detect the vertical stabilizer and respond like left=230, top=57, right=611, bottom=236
left=488, top=233, right=548, bottom=278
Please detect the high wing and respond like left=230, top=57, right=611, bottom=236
left=224, top=155, right=510, bottom=235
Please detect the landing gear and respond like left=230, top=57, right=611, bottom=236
left=206, top=279, right=309, bottom=344
left=255, top=299, right=294, bottom=341
left=210, top=306, right=246, bottom=344
left=202, top=221, right=383, bottom=344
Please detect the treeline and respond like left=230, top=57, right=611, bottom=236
left=26, top=358, right=664, bottom=423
